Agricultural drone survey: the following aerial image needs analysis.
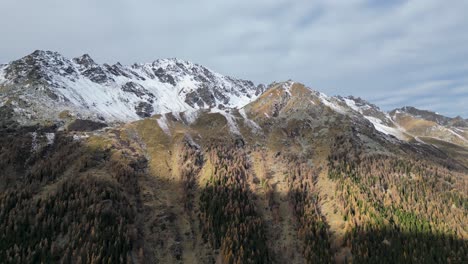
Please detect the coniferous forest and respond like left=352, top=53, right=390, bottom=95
left=1, top=114, right=466, bottom=264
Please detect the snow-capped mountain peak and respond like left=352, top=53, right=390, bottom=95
left=0, top=50, right=262, bottom=123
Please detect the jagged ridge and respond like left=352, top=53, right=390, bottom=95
left=0, top=50, right=264, bottom=122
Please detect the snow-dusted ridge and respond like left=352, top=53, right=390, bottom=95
left=338, top=96, right=407, bottom=140
left=319, top=92, right=347, bottom=114
left=0, top=50, right=262, bottom=123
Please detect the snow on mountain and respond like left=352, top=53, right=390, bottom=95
left=318, top=92, right=347, bottom=114
left=334, top=97, right=468, bottom=146
left=156, top=114, right=171, bottom=136
left=210, top=108, right=241, bottom=135
left=363, top=115, right=406, bottom=140
left=0, top=50, right=263, bottom=123
left=239, top=108, right=261, bottom=133
left=0, top=65, right=6, bottom=83
left=335, top=96, right=408, bottom=140
left=243, top=81, right=407, bottom=141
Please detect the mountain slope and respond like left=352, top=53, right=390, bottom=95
left=333, top=96, right=468, bottom=148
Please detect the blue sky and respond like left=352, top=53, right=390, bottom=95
left=1, top=0, right=467, bottom=117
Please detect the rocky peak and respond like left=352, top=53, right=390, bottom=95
left=3, top=50, right=77, bottom=84
left=391, top=106, right=467, bottom=127
left=392, top=106, right=448, bottom=124
left=71, top=54, right=111, bottom=84
left=73, top=54, right=96, bottom=68
left=255, top=84, right=266, bottom=96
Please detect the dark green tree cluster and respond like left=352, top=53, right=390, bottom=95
left=179, top=141, right=204, bottom=211
left=287, top=161, right=333, bottom=263
left=0, top=175, right=137, bottom=263
left=328, top=134, right=468, bottom=263
left=199, top=145, right=270, bottom=264
left=0, top=130, right=106, bottom=192
left=0, top=128, right=146, bottom=263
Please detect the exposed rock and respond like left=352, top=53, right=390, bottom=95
left=121, top=82, right=155, bottom=99
left=153, top=67, right=176, bottom=86
left=67, top=119, right=107, bottom=131
left=135, top=102, right=154, bottom=118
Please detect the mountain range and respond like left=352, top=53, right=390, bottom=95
left=1, top=50, right=466, bottom=147
left=0, top=51, right=466, bottom=263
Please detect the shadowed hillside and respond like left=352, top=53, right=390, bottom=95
left=1, top=106, right=466, bottom=264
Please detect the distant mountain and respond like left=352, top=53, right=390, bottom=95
left=390, top=106, right=468, bottom=147
left=391, top=106, right=468, bottom=127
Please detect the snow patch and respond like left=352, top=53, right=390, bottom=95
left=73, top=134, right=89, bottom=141
left=0, top=65, right=6, bottom=84
left=282, top=81, right=294, bottom=96
left=319, top=93, right=346, bottom=114
left=31, top=132, right=38, bottom=152
left=182, top=110, right=200, bottom=124
left=452, top=127, right=466, bottom=133
left=45, top=133, right=55, bottom=145
left=239, top=108, right=261, bottom=133
left=414, top=136, right=426, bottom=144
left=343, top=98, right=360, bottom=113
left=446, top=128, right=468, bottom=143
left=365, top=116, right=405, bottom=140
left=211, top=108, right=240, bottom=135
left=156, top=115, right=171, bottom=136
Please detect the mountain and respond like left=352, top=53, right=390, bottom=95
left=390, top=106, right=468, bottom=146
left=0, top=50, right=264, bottom=124
left=392, top=106, right=468, bottom=127
left=0, top=51, right=467, bottom=264
left=336, top=96, right=468, bottom=147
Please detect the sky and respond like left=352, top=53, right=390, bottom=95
left=1, top=0, right=467, bottom=117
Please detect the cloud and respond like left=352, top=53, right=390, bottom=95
left=0, top=0, right=467, bottom=117
left=373, top=76, right=468, bottom=117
